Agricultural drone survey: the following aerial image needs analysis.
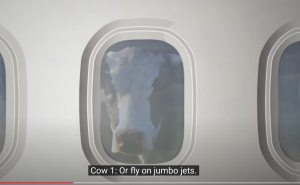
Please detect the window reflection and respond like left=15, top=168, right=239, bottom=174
left=279, top=41, right=300, bottom=162
left=100, top=40, right=184, bottom=164
left=0, top=53, right=5, bottom=154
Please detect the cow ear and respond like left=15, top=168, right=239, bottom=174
left=164, top=54, right=184, bottom=85
left=151, top=54, right=183, bottom=91
left=101, top=53, right=111, bottom=75
left=100, top=53, right=115, bottom=95
left=164, top=54, right=182, bottom=65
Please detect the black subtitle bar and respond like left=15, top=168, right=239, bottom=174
left=88, top=165, right=199, bottom=176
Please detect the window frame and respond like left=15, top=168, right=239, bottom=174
left=258, top=21, right=300, bottom=181
left=79, top=19, right=197, bottom=183
left=0, top=25, right=27, bottom=179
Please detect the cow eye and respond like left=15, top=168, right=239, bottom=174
left=105, top=94, right=114, bottom=102
left=102, top=79, right=116, bottom=98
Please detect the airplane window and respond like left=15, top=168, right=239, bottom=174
left=100, top=40, right=184, bottom=164
left=0, top=53, right=5, bottom=154
left=278, top=41, right=300, bottom=162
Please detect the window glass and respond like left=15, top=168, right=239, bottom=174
left=279, top=41, right=300, bottom=162
left=100, top=40, right=184, bottom=164
left=0, top=53, right=5, bottom=154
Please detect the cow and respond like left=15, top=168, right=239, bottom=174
left=100, top=40, right=184, bottom=164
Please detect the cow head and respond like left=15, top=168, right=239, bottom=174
left=100, top=41, right=183, bottom=163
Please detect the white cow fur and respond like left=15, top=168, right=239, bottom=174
left=105, top=47, right=163, bottom=153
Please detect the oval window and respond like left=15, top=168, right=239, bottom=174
left=0, top=25, right=27, bottom=179
left=80, top=19, right=197, bottom=183
left=258, top=21, right=300, bottom=181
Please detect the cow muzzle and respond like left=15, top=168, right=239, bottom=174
left=111, top=117, right=163, bottom=155
left=118, top=130, right=144, bottom=155
left=112, top=129, right=146, bottom=155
